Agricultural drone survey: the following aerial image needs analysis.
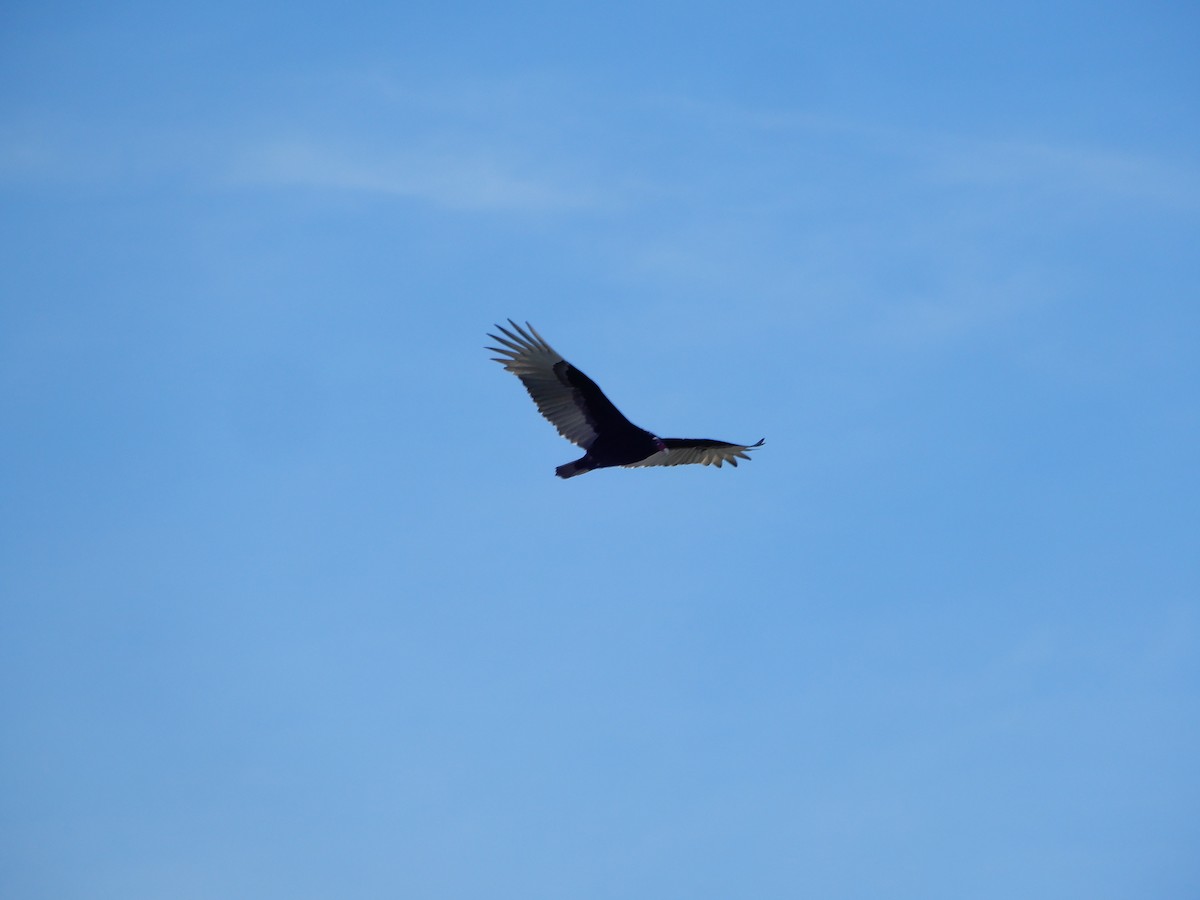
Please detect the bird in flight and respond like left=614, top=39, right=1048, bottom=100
left=488, top=320, right=764, bottom=478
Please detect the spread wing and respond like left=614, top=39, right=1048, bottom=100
left=487, top=320, right=641, bottom=449
left=624, top=438, right=765, bottom=469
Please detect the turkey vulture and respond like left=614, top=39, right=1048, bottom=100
left=487, top=320, right=764, bottom=478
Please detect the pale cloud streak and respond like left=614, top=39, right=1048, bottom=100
left=6, top=73, right=1194, bottom=356
left=918, top=136, right=1200, bottom=212
left=231, top=138, right=609, bottom=214
left=644, top=92, right=1200, bottom=212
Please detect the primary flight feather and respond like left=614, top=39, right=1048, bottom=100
left=487, top=320, right=764, bottom=478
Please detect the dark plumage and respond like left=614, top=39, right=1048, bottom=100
left=487, top=320, right=764, bottom=478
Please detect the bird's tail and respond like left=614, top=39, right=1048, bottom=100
left=555, top=458, right=591, bottom=479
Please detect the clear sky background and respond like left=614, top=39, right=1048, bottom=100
left=3, top=3, right=1198, bottom=898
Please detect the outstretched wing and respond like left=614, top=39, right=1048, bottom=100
left=487, top=320, right=640, bottom=449
left=625, top=438, right=765, bottom=469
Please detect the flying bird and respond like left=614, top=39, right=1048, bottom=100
left=487, top=320, right=764, bottom=478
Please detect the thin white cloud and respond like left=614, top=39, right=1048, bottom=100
left=0, top=123, right=102, bottom=185
left=646, top=93, right=1200, bottom=212
left=920, top=137, right=1200, bottom=211
left=865, top=277, right=1044, bottom=350
left=232, top=139, right=608, bottom=214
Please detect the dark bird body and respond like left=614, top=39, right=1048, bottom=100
left=487, top=320, right=764, bottom=478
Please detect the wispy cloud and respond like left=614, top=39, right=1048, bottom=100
left=645, top=92, right=1200, bottom=212
left=581, top=93, right=1200, bottom=351
left=231, top=138, right=608, bottom=214
left=0, top=75, right=614, bottom=216
left=919, top=136, right=1200, bottom=211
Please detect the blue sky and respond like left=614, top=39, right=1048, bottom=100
left=2, top=3, right=1198, bottom=898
